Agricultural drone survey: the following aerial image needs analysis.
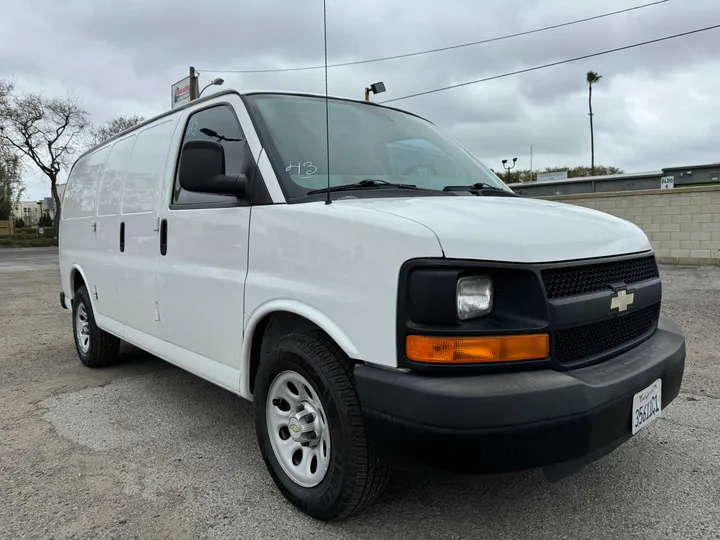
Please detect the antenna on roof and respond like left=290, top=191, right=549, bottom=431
left=323, top=0, right=332, bottom=205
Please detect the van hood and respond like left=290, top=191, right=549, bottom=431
left=335, top=195, right=651, bottom=263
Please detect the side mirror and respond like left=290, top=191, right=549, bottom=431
left=178, top=140, right=246, bottom=196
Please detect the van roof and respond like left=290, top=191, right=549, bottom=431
left=77, top=89, right=422, bottom=161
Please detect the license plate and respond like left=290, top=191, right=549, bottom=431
left=631, top=379, right=662, bottom=435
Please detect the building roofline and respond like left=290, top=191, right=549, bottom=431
left=507, top=170, right=662, bottom=188
left=663, top=163, right=720, bottom=172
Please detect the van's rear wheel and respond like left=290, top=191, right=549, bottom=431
left=254, top=332, right=389, bottom=521
left=71, top=285, right=120, bottom=368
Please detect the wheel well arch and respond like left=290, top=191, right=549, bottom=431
left=245, top=309, right=357, bottom=397
left=248, top=311, right=322, bottom=395
left=70, top=266, right=87, bottom=298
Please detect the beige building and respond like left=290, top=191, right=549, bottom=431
left=11, top=184, right=66, bottom=225
left=12, top=200, right=44, bottom=225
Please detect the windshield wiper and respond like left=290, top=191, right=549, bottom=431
left=442, top=182, right=518, bottom=196
left=307, top=178, right=446, bottom=195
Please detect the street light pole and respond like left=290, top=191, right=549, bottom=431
left=199, top=78, right=225, bottom=97
left=530, top=146, right=533, bottom=183
left=502, top=157, right=518, bottom=183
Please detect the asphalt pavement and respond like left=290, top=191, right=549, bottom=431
left=1, top=247, right=719, bottom=540
left=0, top=246, right=60, bottom=272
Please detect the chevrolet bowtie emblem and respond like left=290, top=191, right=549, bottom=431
left=610, top=290, right=635, bottom=312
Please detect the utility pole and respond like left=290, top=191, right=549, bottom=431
left=529, top=146, right=533, bottom=183
left=189, top=66, right=199, bottom=101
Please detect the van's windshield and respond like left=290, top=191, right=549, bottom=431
left=245, top=93, right=510, bottom=201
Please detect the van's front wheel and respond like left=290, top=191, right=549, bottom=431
left=71, top=285, right=120, bottom=368
left=254, top=332, right=389, bottom=521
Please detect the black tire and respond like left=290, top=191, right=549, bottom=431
left=254, top=331, right=390, bottom=521
left=71, top=285, right=120, bottom=368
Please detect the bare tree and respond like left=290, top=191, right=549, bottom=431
left=90, top=115, right=144, bottom=146
left=0, top=81, right=90, bottom=232
left=586, top=71, right=603, bottom=176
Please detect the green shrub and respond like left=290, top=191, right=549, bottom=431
left=39, top=213, right=53, bottom=228
left=0, top=237, right=55, bottom=248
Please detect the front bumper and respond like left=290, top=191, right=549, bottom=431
left=354, top=316, right=685, bottom=475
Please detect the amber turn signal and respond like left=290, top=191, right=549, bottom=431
left=405, top=334, right=550, bottom=364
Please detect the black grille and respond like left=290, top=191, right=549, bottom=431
left=555, top=303, right=660, bottom=364
left=541, top=256, right=659, bottom=300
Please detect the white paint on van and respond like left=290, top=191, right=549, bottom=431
left=59, top=89, right=653, bottom=401
left=117, top=119, right=179, bottom=334
left=62, top=147, right=109, bottom=220
left=98, top=136, right=135, bottom=217
left=91, top=135, right=137, bottom=321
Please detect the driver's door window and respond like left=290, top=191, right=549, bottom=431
left=172, top=105, right=248, bottom=207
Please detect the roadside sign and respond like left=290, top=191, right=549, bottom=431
left=39, top=228, right=44, bottom=234
left=171, top=76, right=192, bottom=109
left=660, top=176, right=674, bottom=190
left=536, top=171, right=568, bottom=183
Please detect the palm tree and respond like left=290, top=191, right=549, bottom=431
left=586, top=71, right=602, bottom=176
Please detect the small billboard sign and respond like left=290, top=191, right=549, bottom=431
left=171, top=76, right=192, bottom=109
left=536, top=170, right=568, bottom=183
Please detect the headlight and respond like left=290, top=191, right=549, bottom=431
left=457, top=276, right=493, bottom=320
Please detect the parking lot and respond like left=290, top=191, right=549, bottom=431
left=1, top=247, right=719, bottom=540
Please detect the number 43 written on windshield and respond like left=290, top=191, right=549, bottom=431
left=286, top=162, right=317, bottom=179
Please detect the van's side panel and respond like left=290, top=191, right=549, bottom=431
left=93, top=134, right=137, bottom=325
left=117, top=118, right=177, bottom=334
left=59, top=146, right=110, bottom=307
left=155, top=96, right=255, bottom=388
left=241, top=202, right=444, bottom=399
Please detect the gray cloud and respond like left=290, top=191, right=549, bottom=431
left=1, top=0, right=719, bottom=198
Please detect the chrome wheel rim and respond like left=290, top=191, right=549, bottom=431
left=266, top=370, right=331, bottom=488
left=75, top=302, right=90, bottom=354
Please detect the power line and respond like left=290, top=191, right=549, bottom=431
left=198, top=0, right=669, bottom=74
left=381, top=23, right=720, bottom=104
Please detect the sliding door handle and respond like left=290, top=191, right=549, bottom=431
left=160, top=219, right=168, bottom=256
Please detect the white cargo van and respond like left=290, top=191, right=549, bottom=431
left=59, top=90, right=685, bottom=521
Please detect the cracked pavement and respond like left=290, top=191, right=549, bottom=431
left=1, top=248, right=719, bottom=539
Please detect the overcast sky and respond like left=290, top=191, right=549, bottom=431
left=2, top=0, right=719, bottom=200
